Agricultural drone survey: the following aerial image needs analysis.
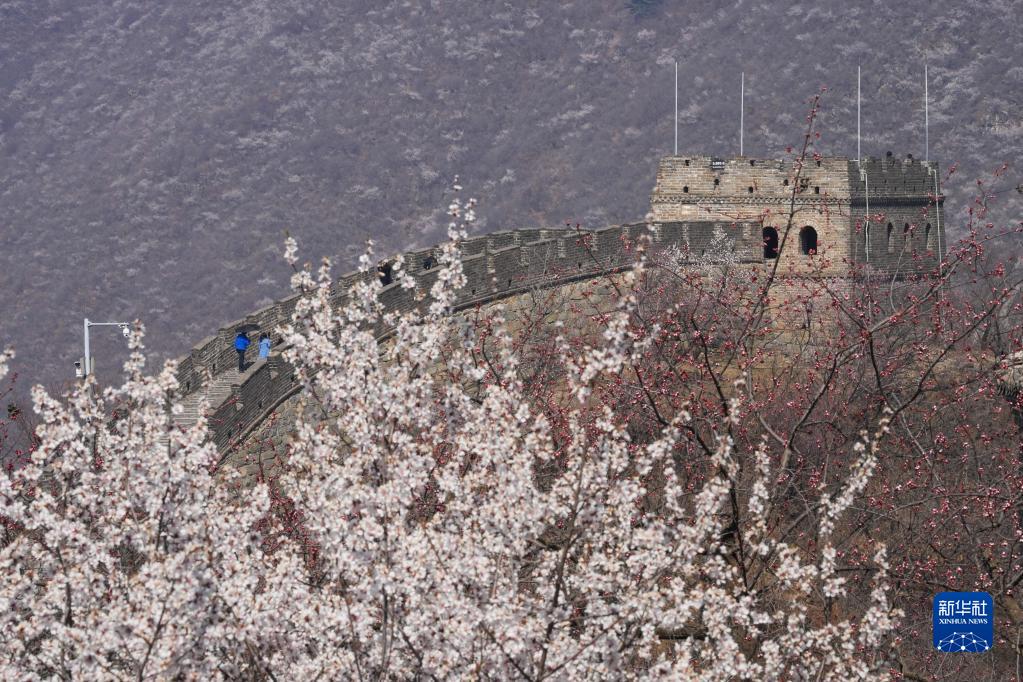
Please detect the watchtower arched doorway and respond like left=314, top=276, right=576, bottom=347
left=800, top=226, right=818, bottom=255
left=762, top=227, right=779, bottom=259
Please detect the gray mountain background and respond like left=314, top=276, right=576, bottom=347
left=1, top=0, right=1021, bottom=398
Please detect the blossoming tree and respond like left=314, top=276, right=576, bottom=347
left=1, top=186, right=914, bottom=680
left=2, top=134, right=1021, bottom=679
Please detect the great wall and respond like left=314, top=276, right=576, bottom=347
left=168, top=217, right=763, bottom=463
left=164, top=153, right=1023, bottom=467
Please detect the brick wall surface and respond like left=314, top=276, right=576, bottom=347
left=846, top=158, right=946, bottom=273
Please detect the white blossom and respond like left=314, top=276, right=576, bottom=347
left=0, top=196, right=900, bottom=679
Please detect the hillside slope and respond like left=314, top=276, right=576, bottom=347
left=0, top=0, right=1020, bottom=394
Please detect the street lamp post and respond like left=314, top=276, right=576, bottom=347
left=81, top=317, right=131, bottom=378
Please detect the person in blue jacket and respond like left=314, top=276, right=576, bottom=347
left=258, top=333, right=271, bottom=360
left=235, top=331, right=251, bottom=371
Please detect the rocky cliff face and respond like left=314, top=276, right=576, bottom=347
left=1, top=0, right=1020, bottom=397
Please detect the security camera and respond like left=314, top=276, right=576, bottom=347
left=121, top=325, right=130, bottom=338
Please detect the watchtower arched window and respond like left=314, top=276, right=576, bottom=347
left=925, top=223, right=933, bottom=249
left=886, top=222, right=894, bottom=252
left=800, top=226, right=818, bottom=255
left=763, top=227, right=779, bottom=259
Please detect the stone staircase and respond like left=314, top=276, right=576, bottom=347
left=160, top=359, right=268, bottom=448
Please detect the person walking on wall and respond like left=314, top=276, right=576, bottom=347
left=235, top=331, right=251, bottom=372
left=258, top=333, right=271, bottom=360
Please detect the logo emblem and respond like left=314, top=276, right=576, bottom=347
left=933, top=592, right=993, bottom=653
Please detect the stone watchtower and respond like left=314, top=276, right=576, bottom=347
left=649, top=154, right=946, bottom=277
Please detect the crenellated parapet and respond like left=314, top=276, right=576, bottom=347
left=170, top=220, right=763, bottom=456
left=848, top=156, right=944, bottom=205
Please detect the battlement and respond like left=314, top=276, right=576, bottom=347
left=847, top=157, right=943, bottom=203
left=652, top=155, right=942, bottom=203
left=653, top=155, right=851, bottom=202
left=172, top=220, right=762, bottom=455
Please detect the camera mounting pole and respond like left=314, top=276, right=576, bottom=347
left=81, top=318, right=132, bottom=378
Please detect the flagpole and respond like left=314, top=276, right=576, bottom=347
left=857, top=65, right=861, bottom=164
left=739, top=71, right=744, bottom=156
left=924, top=63, right=929, bottom=163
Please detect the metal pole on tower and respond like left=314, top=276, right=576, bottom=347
left=857, top=65, right=861, bottom=164
left=864, top=172, right=870, bottom=261
left=739, top=71, right=744, bottom=156
left=674, top=60, right=678, bottom=156
left=924, top=63, right=929, bottom=163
